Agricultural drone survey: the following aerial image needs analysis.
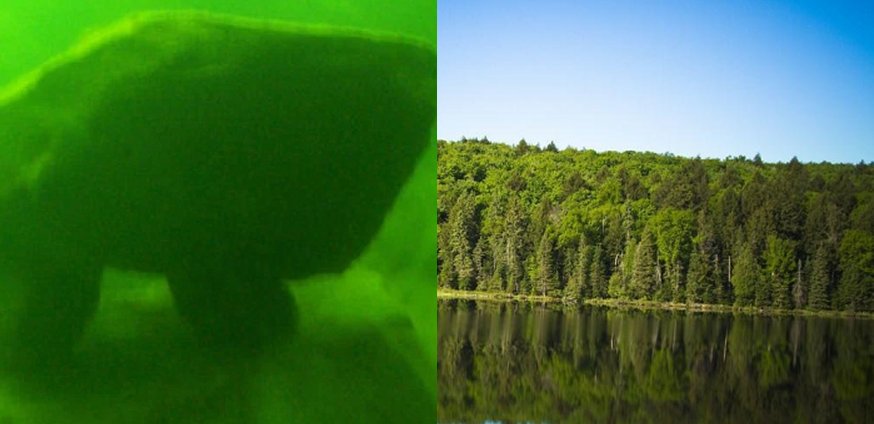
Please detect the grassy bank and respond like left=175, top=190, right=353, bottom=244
left=437, top=288, right=553, bottom=303
left=437, top=288, right=874, bottom=320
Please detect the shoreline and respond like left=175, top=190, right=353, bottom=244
left=437, top=288, right=874, bottom=320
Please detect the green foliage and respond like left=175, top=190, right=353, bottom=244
left=650, top=208, right=695, bottom=301
left=609, top=238, right=637, bottom=299
left=438, top=139, right=874, bottom=311
left=537, top=225, right=560, bottom=296
left=630, top=230, right=658, bottom=300
left=808, top=245, right=832, bottom=310
left=653, top=157, right=709, bottom=211
left=564, top=239, right=591, bottom=301
left=731, top=245, right=759, bottom=306
left=686, top=246, right=709, bottom=304
left=589, top=245, right=608, bottom=298
left=764, top=236, right=796, bottom=309
left=446, top=191, right=478, bottom=290
left=835, top=230, right=874, bottom=311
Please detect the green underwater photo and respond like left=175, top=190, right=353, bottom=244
left=0, top=2, right=435, bottom=423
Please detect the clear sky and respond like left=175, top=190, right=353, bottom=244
left=438, top=0, right=874, bottom=163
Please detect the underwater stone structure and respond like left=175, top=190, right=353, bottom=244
left=0, top=11, right=435, bottom=357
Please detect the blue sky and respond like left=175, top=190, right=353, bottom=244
left=438, top=0, right=874, bottom=163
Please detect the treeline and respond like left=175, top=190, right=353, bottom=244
left=437, top=138, right=874, bottom=311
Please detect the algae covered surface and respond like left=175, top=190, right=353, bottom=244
left=0, top=2, right=435, bottom=423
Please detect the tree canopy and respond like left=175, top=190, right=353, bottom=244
left=438, top=138, right=874, bottom=311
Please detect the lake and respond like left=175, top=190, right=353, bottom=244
left=438, top=299, right=874, bottom=423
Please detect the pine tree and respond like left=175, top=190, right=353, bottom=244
left=731, top=245, right=759, bottom=306
left=792, top=258, right=806, bottom=309
left=472, top=239, right=488, bottom=291
left=808, top=245, right=831, bottom=310
left=437, top=221, right=454, bottom=288
left=504, top=197, right=526, bottom=294
left=630, top=230, right=658, bottom=300
left=765, top=236, right=796, bottom=309
left=515, top=138, right=530, bottom=156
left=835, top=230, right=874, bottom=311
left=609, top=238, right=636, bottom=299
left=686, top=247, right=708, bottom=304
left=565, top=240, right=591, bottom=301
left=712, top=253, right=728, bottom=304
left=694, top=211, right=723, bottom=304
left=537, top=226, right=560, bottom=296
left=448, top=192, right=477, bottom=290
left=590, top=245, right=608, bottom=298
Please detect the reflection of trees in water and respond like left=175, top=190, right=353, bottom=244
left=438, top=300, right=874, bottom=423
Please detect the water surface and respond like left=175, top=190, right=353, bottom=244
left=438, top=299, right=874, bottom=423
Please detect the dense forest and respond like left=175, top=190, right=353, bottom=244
left=437, top=139, right=874, bottom=312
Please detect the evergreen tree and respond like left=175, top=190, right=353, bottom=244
left=448, top=192, right=477, bottom=289
left=651, top=208, right=694, bottom=302
left=537, top=226, right=560, bottom=296
left=559, top=244, right=576, bottom=293
left=712, top=251, right=728, bottom=304
left=472, top=238, right=489, bottom=291
left=835, top=230, right=874, bottom=311
left=792, top=258, right=806, bottom=309
left=515, top=138, right=530, bottom=156
left=609, top=238, right=636, bottom=299
left=686, top=247, right=708, bottom=304
left=590, top=245, right=608, bottom=298
left=504, top=197, right=527, bottom=294
left=764, top=236, right=796, bottom=309
left=773, top=157, right=808, bottom=241
left=630, top=230, right=659, bottom=300
left=565, top=239, right=591, bottom=300
left=688, top=211, right=721, bottom=304
left=731, top=245, right=759, bottom=306
left=654, top=158, right=709, bottom=211
left=808, top=245, right=831, bottom=310
left=437, top=219, right=454, bottom=288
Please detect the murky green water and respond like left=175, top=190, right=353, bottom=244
left=1, top=2, right=435, bottom=423
left=0, top=1, right=435, bottom=88
left=439, top=300, right=874, bottom=423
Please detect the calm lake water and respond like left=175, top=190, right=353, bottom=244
left=438, top=299, right=874, bottom=423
